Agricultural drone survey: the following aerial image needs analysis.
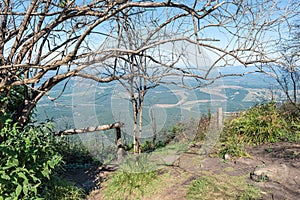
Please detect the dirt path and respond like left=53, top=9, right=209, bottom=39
left=66, top=142, right=300, bottom=199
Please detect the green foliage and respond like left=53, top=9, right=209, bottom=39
left=103, top=154, right=157, bottom=200
left=187, top=173, right=261, bottom=200
left=225, top=102, right=288, bottom=144
left=140, top=140, right=154, bottom=152
left=279, top=103, right=300, bottom=122
left=59, top=0, right=69, bottom=8
left=0, top=86, right=27, bottom=126
left=279, top=103, right=300, bottom=141
left=0, top=120, right=62, bottom=199
left=171, top=122, right=186, bottom=135
left=0, top=121, right=88, bottom=199
left=219, top=139, right=248, bottom=158
left=42, top=176, right=85, bottom=200
left=56, top=136, right=101, bottom=169
left=219, top=102, right=300, bottom=158
left=194, top=114, right=211, bottom=142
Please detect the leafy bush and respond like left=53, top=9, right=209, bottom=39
left=279, top=102, right=300, bottom=141
left=219, top=102, right=297, bottom=157
left=0, top=85, right=28, bottom=126
left=225, top=102, right=289, bottom=144
left=0, top=121, right=62, bottom=199
left=0, top=121, right=87, bottom=200
left=279, top=102, right=300, bottom=122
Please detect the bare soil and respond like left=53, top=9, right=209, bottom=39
left=65, top=142, right=300, bottom=200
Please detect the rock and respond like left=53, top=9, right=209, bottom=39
left=291, top=161, right=300, bottom=168
left=224, top=153, right=231, bottom=160
left=235, top=157, right=264, bottom=166
left=250, top=163, right=289, bottom=183
left=163, top=155, right=179, bottom=165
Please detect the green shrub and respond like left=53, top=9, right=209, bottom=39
left=225, top=102, right=289, bottom=144
left=279, top=102, right=300, bottom=122
left=0, top=120, right=62, bottom=199
left=219, top=102, right=295, bottom=158
left=0, top=121, right=87, bottom=200
left=0, top=85, right=28, bottom=126
left=279, top=103, right=300, bottom=141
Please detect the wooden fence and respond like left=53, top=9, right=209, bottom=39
left=215, top=107, right=241, bottom=129
left=54, top=108, right=241, bottom=162
left=55, top=122, right=125, bottom=162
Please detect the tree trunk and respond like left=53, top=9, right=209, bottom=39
left=151, top=108, right=156, bottom=148
left=15, top=90, right=42, bottom=127
left=138, top=100, right=143, bottom=154
left=132, top=98, right=140, bottom=155
left=15, top=74, right=72, bottom=127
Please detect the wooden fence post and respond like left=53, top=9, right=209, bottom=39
left=217, top=107, right=223, bottom=129
left=116, top=127, right=122, bottom=147
left=116, top=127, right=126, bottom=163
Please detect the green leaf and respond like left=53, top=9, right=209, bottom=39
left=41, top=165, right=50, bottom=179
left=32, top=154, right=37, bottom=162
left=17, top=172, right=27, bottom=180
left=16, top=184, right=22, bottom=197
left=23, top=184, right=28, bottom=196
left=1, top=174, right=10, bottom=180
left=32, top=183, right=40, bottom=195
left=7, top=158, right=19, bottom=168
left=30, top=174, right=40, bottom=182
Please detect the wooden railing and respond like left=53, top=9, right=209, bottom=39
left=213, top=108, right=242, bottom=129
left=55, top=122, right=125, bottom=162
left=223, top=111, right=241, bottom=119
left=55, top=122, right=124, bottom=136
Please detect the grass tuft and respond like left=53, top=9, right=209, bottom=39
left=187, top=172, right=261, bottom=200
left=103, top=154, right=158, bottom=200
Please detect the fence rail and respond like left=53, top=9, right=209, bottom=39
left=223, top=111, right=241, bottom=119
left=55, top=122, right=125, bottom=162
left=54, top=122, right=124, bottom=136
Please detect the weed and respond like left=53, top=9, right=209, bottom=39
left=42, top=175, right=85, bottom=200
left=264, top=147, right=273, bottom=153
left=187, top=172, right=261, bottom=200
left=103, top=154, right=158, bottom=200
left=218, top=102, right=298, bottom=158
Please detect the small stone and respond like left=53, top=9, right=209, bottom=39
left=291, top=161, right=300, bottom=168
left=250, top=163, right=289, bottom=183
left=224, top=153, right=231, bottom=160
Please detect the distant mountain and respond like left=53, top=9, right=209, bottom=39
left=35, top=69, right=278, bottom=131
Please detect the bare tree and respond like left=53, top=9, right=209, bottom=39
left=260, top=20, right=300, bottom=107
left=107, top=9, right=185, bottom=154
left=0, top=0, right=298, bottom=128
left=89, top=1, right=299, bottom=154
